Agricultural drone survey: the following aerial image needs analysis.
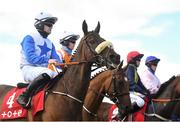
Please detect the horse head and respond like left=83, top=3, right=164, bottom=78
left=106, top=60, right=132, bottom=120
left=74, top=20, right=120, bottom=69
left=82, top=59, right=132, bottom=121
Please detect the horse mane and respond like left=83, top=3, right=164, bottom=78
left=155, top=75, right=176, bottom=97
left=90, top=68, right=108, bottom=80
left=70, top=32, right=96, bottom=60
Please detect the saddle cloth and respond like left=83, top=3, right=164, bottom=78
left=0, top=87, right=45, bottom=120
left=108, top=104, right=118, bottom=121
left=108, top=98, right=148, bottom=121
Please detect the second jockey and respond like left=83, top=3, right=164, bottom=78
left=57, top=31, right=80, bottom=64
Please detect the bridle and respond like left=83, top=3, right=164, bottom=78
left=83, top=69, right=129, bottom=118
left=110, top=71, right=129, bottom=98
left=106, top=69, right=130, bottom=118
left=83, top=33, right=116, bottom=69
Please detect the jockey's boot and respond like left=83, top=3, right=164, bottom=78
left=130, top=102, right=141, bottom=113
left=16, top=73, right=51, bottom=108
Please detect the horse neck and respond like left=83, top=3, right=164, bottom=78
left=84, top=70, right=112, bottom=112
left=156, top=77, right=180, bottom=120
left=156, top=79, right=176, bottom=99
left=146, top=78, right=178, bottom=120
left=54, top=55, right=92, bottom=101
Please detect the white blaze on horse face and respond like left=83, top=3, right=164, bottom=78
left=95, top=41, right=113, bottom=54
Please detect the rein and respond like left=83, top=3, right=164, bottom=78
left=152, top=98, right=180, bottom=102
left=53, top=61, right=88, bottom=67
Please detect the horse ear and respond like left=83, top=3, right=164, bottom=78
left=118, top=60, right=124, bottom=70
left=82, top=20, right=88, bottom=35
left=94, top=21, right=100, bottom=34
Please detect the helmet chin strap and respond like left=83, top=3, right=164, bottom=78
left=37, top=30, right=49, bottom=38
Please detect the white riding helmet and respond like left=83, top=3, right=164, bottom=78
left=34, top=12, right=58, bottom=31
left=35, top=12, right=57, bottom=23
left=60, top=31, right=80, bottom=46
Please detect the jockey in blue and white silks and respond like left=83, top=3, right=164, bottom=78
left=140, top=56, right=161, bottom=95
left=17, top=12, right=63, bottom=108
left=20, top=32, right=63, bottom=82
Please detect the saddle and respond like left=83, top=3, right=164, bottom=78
left=17, top=71, right=64, bottom=93
left=17, top=83, right=29, bottom=88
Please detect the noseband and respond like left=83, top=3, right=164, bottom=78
left=83, top=33, right=115, bottom=68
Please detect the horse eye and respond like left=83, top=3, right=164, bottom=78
left=89, top=39, right=96, bottom=44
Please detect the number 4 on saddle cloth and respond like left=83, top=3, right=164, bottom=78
left=0, top=87, right=45, bottom=120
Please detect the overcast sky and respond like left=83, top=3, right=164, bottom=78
left=0, top=0, right=180, bottom=86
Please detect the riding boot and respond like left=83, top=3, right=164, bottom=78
left=130, top=102, right=141, bottom=113
left=16, top=73, right=51, bottom=108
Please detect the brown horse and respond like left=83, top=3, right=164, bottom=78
left=96, top=75, right=180, bottom=121
left=82, top=61, right=132, bottom=121
left=0, top=20, right=120, bottom=121
left=145, top=75, right=180, bottom=121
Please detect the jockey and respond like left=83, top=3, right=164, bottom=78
left=125, top=51, right=150, bottom=112
left=16, top=12, right=63, bottom=108
left=57, top=32, right=80, bottom=64
left=140, top=56, right=161, bottom=96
